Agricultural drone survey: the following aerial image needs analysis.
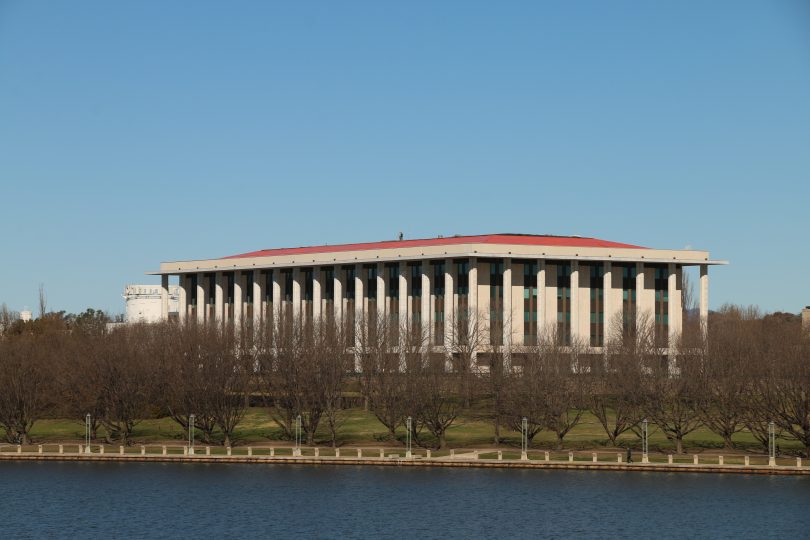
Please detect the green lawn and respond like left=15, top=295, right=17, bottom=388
left=20, top=407, right=803, bottom=455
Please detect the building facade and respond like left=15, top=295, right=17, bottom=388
left=124, top=284, right=179, bottom=323
left=149, top=234, right=725, bottom=355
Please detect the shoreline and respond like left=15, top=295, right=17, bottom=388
left=1, top=452, right=807, bottom=476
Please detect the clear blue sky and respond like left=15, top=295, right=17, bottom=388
left=1, top=1, right=808, bottom=316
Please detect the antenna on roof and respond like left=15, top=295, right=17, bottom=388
left=398, top=232, right=404, bottom=241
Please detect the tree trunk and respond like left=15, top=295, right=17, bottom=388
left=675, top=436, right=683, bottom=454
left=438, top=432, right=446, bottom=450
left=223, top=434, right=231, bottom=448
left=555, top=435, right=564, bottom=451
left=493, top=417, right=501, bottom=446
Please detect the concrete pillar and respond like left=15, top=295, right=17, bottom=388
left=354, top=266, right=364, bottom=372
left=379, top=448, right=384, bottom=458
left=233, top=271, right=244, bottom=328
left=568, top=451, right=574, bottom=462
left=119, top=446, right=124, bottom=455
left=545, top=451, right=550, bottom=462
left=744, top=455, right=750, bottom=466
left=38, top=444, right=42, bottom=454
left=642, top=453, right=649, bottom=464
left=570, top=261, right=580, bottom=344
left=444, top=259, right=454, bottom=352
left=668, top=263, right=679, bottom=348
left=196, top=273, right=206, bottom=324
left=226, top=447, right=232, bottom=456
left=376, top=263, right=385, bottom=319
left=617, top=453, right=623, bottom=463
left=272, top=271, right=282, bottom=329
left=426, top=449, right=431, bottom=459
left=334, top=269, right=344, bottom=323
left=160, top=274, right=170, bottom=321
left=78, top=444, right=83, bottom=454
left=335, top=448, right=340, bottom=458
left=178, top=275, right=188, bottom=323
left=635, top=262, right=645, bottom=330
left=700, top=264, right=709, bottom=336
left=521, top=451, right=528, bottom=461
left=769, top=456, right=776, bottom=467
left=58, top=444, right=63, bottom=454
left=693, top=455, right=699, bottom=465
left=797, top=457, right=802, bottom=467
left=357, top=448, right=362, bottom=458
left=247, top=447, right=253, bottom=457
left=503, top=258, right=512, bottom=351
left=215, top=272, right=225, bottom=323
left=399, top=263, right=408, bottom=327
left=537, top=260, right=546, bottom=336
left=312, top=268, right=322, bottom=322
left=592, top=452, right=597, bottom=462
left=269, top=448, right=274, bottom=457
left=292, top=267, right=302, bottom=321
left=668, top=454, right=673, bottom=464
left=497, top=450, right=503, bottom=461
left=140, top=445, right=146, bottom=455
left=450, top=449, right=455, bottom=458
left=183, top=446, right=188, bottom=456
left=603, top=261, right=615, bottom=340
left=718, top=455, right=724, bottom=465
left=99, top=445, right=104, bottom=455
left=421, top=266, right=431, bottom=346
left=16, top=444, right=21, bottom=454
left=252, top=271, right=263, bottom=329
left=162, top=446, right=167, bottom=456
left=468, top=257, right=478, bottom=364
left=206, top=446, right=211, bottom=456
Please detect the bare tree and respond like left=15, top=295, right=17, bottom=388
left=0, top=335, right=54, bottom=444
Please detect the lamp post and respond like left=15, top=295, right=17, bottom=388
left=768, top=421, right=776, bottom=466
left=406, top=416, right=412, bottom=459
left=85, top=414, right=91, bottom=454
left=188, top=414, right=195, bottom=456
left=521, top=417, right=528, bottom=461
left=642, top=419, right=649, bottom=463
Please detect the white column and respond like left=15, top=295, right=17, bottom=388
left=700, top=264, right=709, bottom=335
left=468, top=257, right=478, bottom=330
left=570, top=261, right=579, bottom=344
left=214, top=272, right=224, bottom=323
left=399, top=263, right=408, bottom=327
left=178, top=275, right=188, bottom=324
left=252, top=271, right=263, bottom=329
left=196, top=273, right=206, bottom=324
left=312, top=268, right=322, bottom=322
left=668, top=263, right=679, bottom=348
left=160, top=274, right=169, bottom=321
left=334, top=268, right=344, bottom=323
left=444, top=259, right=454, bottom=352
left=503, top=258, right=512, bottom=350
left=355, top=264, right=364, bottom=352
left=603, top=262, right=614, bottom=341
left=421, top=265, right=430, bottom=345
left=635, top=262, right=645, bottom=330
left=292, top=267, right=302, bottom=321
left=272, top=271, right=282, bottom=327
left=376, top=264, right=386, bottom=319
left=537, top=260, right=546, bottom=337
left=233, top=272, right=243, bottom=328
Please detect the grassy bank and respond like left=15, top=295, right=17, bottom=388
left=21, top=407, right=803, bottom=455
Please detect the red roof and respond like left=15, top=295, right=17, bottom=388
left=224, top=234, right=646, bottom=259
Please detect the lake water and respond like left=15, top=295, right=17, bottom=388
left=1, top=462, right=808, bottom=539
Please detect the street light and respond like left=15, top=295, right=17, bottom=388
left=188, top=414, right=196, bottom=456
left=768, top=421, right=776, bottom=466
left=85, top=414, right=91, bottom=454
left=521, top=417, right=528, bottom=460
left=405, top=416, right=412, bottom=458
left=641, top=419, right=649, bottom=463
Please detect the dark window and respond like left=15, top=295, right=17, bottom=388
left=556, top=263, right=571, bottom=345
left=524, top=262, right=538, bottom=345
left=433, top=261, right=445, bottom=345
left=589, top=264, right=604, bottom=347
left=621, top=264, right=637, bottom=335
left=654, top=266, right=669, bottom=347
left=490, top=261, right=504, bottom=345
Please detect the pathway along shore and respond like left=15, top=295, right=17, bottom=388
left=0, top=445, right=807, bottom=476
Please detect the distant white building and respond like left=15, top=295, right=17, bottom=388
left=124, top=284, right=179, bottom=323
